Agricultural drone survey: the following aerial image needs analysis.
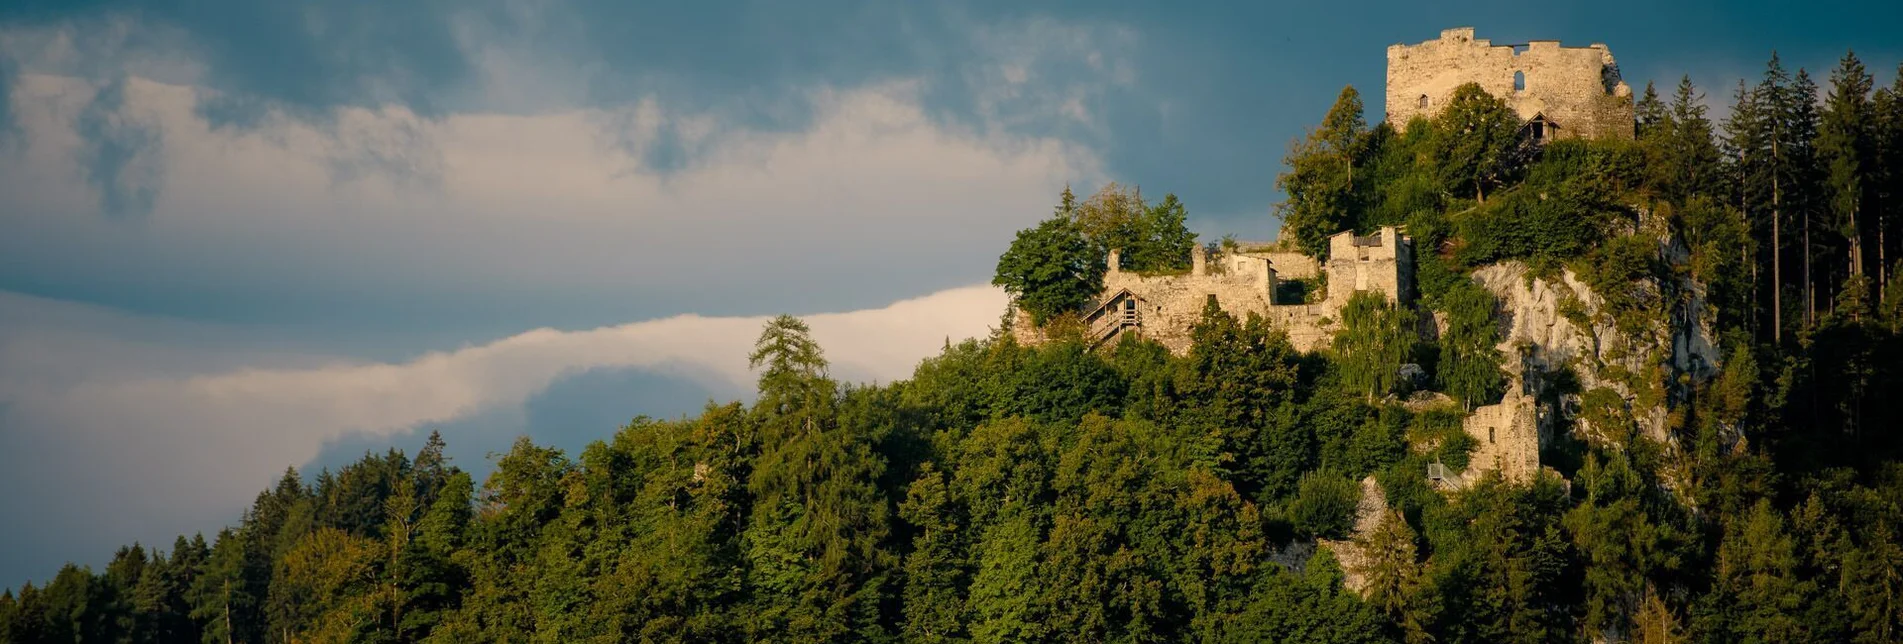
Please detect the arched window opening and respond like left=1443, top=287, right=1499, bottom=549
left=1514, top=71, right=1526, bottom=92
left=1417, top=94, right=1429, bottom=109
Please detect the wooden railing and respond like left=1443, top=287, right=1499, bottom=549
left=1089, top=308, right=1140, bottom=348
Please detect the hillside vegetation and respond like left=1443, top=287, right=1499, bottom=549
left=7, top=54, right=1903, bottom=644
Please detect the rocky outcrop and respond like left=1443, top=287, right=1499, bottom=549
left=1319, top=476, right=1390, bottom=596
left=1468, top=261, right=1719, bottom=448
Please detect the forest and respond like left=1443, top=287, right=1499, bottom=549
left=5, top=52, right=1903, bottom=643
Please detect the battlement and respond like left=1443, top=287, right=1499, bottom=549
left=1386, top=27, right=1634, bottom=141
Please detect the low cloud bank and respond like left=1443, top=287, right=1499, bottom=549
left=0, top=284, right=1006, bottom=585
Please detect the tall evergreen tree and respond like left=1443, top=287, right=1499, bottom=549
left=1724, top=77, right=1775, bottom=341
left=1636, top=82, right=1669, bottom=138
left=1790, top=68, right=1826, bottom=324
left=1663, top=76, right=1723, bottom=201
left=1277, top=86, right=1371, bottom=258
left=1874, top=66, right=1903, bottom=292
left=1819, top=50, right=1876, bottom=283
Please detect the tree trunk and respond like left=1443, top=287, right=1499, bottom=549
left=224, top=578, right=233, bottom=644
left=1806, top=211, right=1815, bottom=326
left=1773, top=171, right=1783, bottom=341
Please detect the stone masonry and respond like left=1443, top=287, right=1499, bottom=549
left=1386, top=27, right=1634, bottom=141
left=1044, top=226, right=1414, bottom=354
left=1460, top=383, right=1543, bottom=484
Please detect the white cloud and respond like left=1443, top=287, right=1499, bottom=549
left=0, top=13, right=1115, bottom=581
left=0, top=283, right=1007, bottom=575
left=0, top=63, right=1101, bottom=325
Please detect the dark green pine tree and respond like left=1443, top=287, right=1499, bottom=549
left=1819, top=50, right=1876, bottom=283
left=1788, top=68, right=1827, bottom=325
left=741, top=315, right=894, bottom=641
left=1874, top=65, right=1903, bottom=293
left=1722, top=77, right=1773, bottom=341
left=1663, top=75, right=1724, bottom=202
left=1277, top=86, right=1370, bottom=258
left=1635, top=81, right=1669, bottom=138
left=190, top=529, right=254, bottom=644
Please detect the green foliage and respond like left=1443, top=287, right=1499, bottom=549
left=1127, top=193, right=1200, bottom=273
left=1429, top=83, right=1532, bottom=203
left=1277, top=86, right=1372, bottom=258
left=1435, top=277, right=1505, bottom=409
left=1333, top=292, right=1416, bottom=399
left=19, top=52, right=1903, bottom=644
left=994, top=213, right=1104, bottom=326
left=1289, top=470, right=1361, bottom=539
left=1453, top=139, right=1639, bottom=270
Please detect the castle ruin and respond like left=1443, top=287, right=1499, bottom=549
left=1050, top=226, right=1414, bottom=355
left=1386, top=27, right=1635, bottom=141
left=1003, top=26, right=1637, bottom=486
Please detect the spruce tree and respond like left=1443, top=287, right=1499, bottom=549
left=1665, top=76, right=1723, bottom=202
left=1790, top=69, right=1825, bottom=324
left=1819, top=50, right=1875, bottom=282
left=1723, top=77, right=1775, bottom=341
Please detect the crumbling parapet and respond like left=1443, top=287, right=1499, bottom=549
left=1325, top=226, right=1414, bottom=307
left=1461, top=382, right=1543, bottom=483
left=1051, top=227, right=1413, bottom=354
left=1386, top=27, right=1634, bottom=141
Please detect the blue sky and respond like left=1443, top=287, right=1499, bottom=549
left=0, top=0, right=1898, bottom=586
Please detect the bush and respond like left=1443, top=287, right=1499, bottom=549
left=1289, top=469, right=1363, bottom=539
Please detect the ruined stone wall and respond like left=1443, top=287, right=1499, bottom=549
left=1462, top=384, right=1543, bottom=483
left=1014, top=229, right=1412, bottom=355
left=1100, top=248, right=1281, bottom=353
left=1386, top=27, right=1634, bottom=141
left=1254, top=251, right=1320, bottom=281
left=1325, top=226, right=1414, bottom=307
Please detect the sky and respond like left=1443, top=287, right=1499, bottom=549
left=1, top=0, right=1899, bottom=587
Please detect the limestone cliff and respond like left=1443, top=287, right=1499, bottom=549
left=1468, top=258, right=1720, bottom=451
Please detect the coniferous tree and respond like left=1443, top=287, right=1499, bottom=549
left=1636, top=82, right=1668, bottom=138
left=1748, top=54, right=1797, bottom=340
left=1278, top=86, right=1371, bottom=258
left=1790, top=69, right=1826, bottom=324
left=742, top=315, right=893, bottom=641
left=1663, top=76, right=1723, bottom=202
left=898, top=463, right=968, bottom=643
left=1819, top=51, right=1876, bottom=283
left=1874, top=67, right=1903, bottom=292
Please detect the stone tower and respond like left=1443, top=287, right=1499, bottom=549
left=1386, top=27, right=1634, bottom=141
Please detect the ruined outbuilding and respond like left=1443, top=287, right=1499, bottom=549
left=1386, top=27, right=1635, bottom=142
left=1046, top=226, right=1414, bottom=354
